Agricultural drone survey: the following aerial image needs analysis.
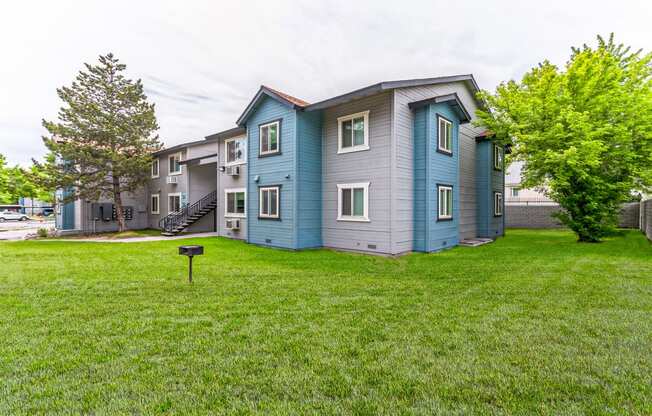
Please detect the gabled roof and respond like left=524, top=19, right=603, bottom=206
left=204, top=126, right=246, bottom=141
left=153, top=137, right=218, bottom=156
left=236, top=85, right=309, bottom=126
left=304, top=74, right=481, bottom=111
left=407, top=93, right=472, bottom=124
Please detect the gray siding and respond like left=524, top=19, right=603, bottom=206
left=148, top=149, right=189, bottom=229
left=393, top=82, right=484, bottom=251
left=186, top=161, right=217, bottom=233
left=321, top=92, right=393, bottom=254
left=217, top=135, right=247, bottom=240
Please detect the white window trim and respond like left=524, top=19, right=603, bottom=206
left=225, top=188, right=246, bottom=218
left=168, top=192, right=181, bottom=213
left=494, top=144, right=503, bottom=170
left=437, top=116, right=453, bottom=154
left=438, top=185, right=453, bottom=220
left=337, top=182, right=370, bottom=222
left=337, top=110, right=370, bottom=154
left=150, top=193, right=160, bottom=214
left=224, top=136, right=247, bottom=167
left=494, top=192, right=503, bottom=216
left=259, top=121, right=281, bottom=156
left=259, top=186, right=280, bottom=219
left=168, top=152, right=183, bottom=176
left=151, top=159, right=159, bottom=178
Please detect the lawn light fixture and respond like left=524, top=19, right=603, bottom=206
left=178, top=245, right=203, bottom=283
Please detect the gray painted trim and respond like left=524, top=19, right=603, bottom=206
left=408, top=93, right=472, bottom=123
left=153, top=137, right=220, bottom=157
left=237, top=87, right=304, bottom=126
left=305, top=74, right=481, bottom=111
left=179, top=153, right=217, bottom=165
left=204, top=126, right=246, bottom=141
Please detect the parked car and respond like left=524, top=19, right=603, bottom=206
left=0, top=210, right=29, bottom=222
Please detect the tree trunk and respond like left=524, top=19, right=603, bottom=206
left=112, top=177, right=127, bottom=232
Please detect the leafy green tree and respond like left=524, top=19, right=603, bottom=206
left=39, top=53, right=161, bottom=231
left=477, top=34, right=652, bottom=242
left=0, top=154, right=53, bottom=205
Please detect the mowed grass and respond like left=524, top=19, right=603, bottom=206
left=1, top=230, right=651, bottom=414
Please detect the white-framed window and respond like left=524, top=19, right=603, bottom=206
left=225, top=136, right=246, bottom=166
left=259, top=186, right=280, bottom=219
left=168, top=193, right=181, bottom=213
left=437, top=185, right=453, bottom=220
left=437, top=115, right=453, bottom=154
left=151, top=193, right=160, bottom=214
left=168, top=152, right=182, bottom=175
left=225, top=188, right=246, bottom=217
left=337, top=182, right=370, bottom=222
left=151, top=158, right=159, bottom=178
left=259, top=120, right=280, bottom=156
left=511, top=187, right=520, bottom=198
left=494, top=192, right=503, bottom=216
left=337, top=110, right=370, bottom=154
left=494, top=144, right=503, bottom=170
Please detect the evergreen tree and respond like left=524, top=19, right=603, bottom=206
left=39, top=54, right=161, bottom=231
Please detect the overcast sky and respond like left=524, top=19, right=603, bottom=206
left=1, top=0, right=650, bottom=166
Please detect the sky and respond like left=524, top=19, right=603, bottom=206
left=1, top=0, right=650, bottom=167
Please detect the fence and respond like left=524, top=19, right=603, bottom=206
left=641, top=199, right=652, bottom=241
left=505, top=202, right=642, bottom=230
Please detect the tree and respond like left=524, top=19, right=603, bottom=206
left=477, top=34, right=652, bottom=242
left=39, top=53, right=161, bottom=231
left=0, top=154, right=53, bottom=205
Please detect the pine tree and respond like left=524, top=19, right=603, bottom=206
left=39, top=54, right=161, bottom=231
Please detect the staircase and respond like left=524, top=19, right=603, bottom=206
left=159, top=190, right=217, bottom=236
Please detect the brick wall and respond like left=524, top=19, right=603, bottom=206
left=506, top=202, right=640, bottom=229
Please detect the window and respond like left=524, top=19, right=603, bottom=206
left=338, top=111, right=369, bottom=153
left=494, top=192, right=503, bottom=216
left=511, top=187, right=520, bottom=198
left=169, top=152, right=182, bottom=175
left=168, top=193, right=181, bottom=213
left=337, top=182, right=370, bottom=221
left=151, top=194, right=159, bottom=214
left=151, top=159, right=159, bottom=178
left=225, top=188, right=246, bottom=217
left=259, top=186, right=280, bottom=219
left=494, top=144, right=503, bottom=170
left=259, top=120, right=280, bottom=156
left=437, top=185, right=453, bottom=220
left=437, top=115, right=453, bottom=154
left=225, top=137, right=246, bottom=165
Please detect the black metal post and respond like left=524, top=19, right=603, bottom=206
left=188, top=255, right=193, bottom=283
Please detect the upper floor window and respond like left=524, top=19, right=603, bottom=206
left=169, top=152, right=182, bottom=175
left=437, top=115, right=453, bottom=155
left=259, top=120, right=280, bottom=156
left=338, top=111, right=369, bottom=154
left=494, top=144, right=503, bottom=170
left=494, top=192, right=503, bottom=216
left=151, top=158, right=159, bottom=178
left=438, top=185, right=453, bottom=220
left=259, top=186, right=280, bottom=219
left=225, top=137, right=246, bottom=165
left=337, top=182, right=370, bottom=222
left=225, top=188, right=246, bottom=217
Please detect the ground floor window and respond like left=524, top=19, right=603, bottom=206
left=337, top=182, right=369, bottom=221
left=225, top=188, right=246, bottom=217
left=438, top=185, right=453, bottom=220
left=168, top=193, right=181, bottom=213
left=151, top=194, right=159, bottom=214
left=494, top=192, right=503, bottom=216
left=511, top=187, right=520, bottom=198
left=259, top=186, right=280, bottom=219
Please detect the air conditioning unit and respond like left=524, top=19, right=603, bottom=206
left=166, top=176, right=178, bottom=184
left=225, top=166, right=240, bottom=176
left=225, top=219, right=240, bottom=230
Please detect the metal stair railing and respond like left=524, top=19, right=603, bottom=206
left=159, top=189, right=217, bottom=233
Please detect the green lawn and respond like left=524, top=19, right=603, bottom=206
left=1, top=230, right=651, bottom=414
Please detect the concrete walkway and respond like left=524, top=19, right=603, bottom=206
left=35, top=232, right=219, bottom=243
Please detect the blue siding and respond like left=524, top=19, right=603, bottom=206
left=413, top=103, right=460, bottom=252
left=296, top=110, right=322, bottom=248
left=476, top=141, right=505, bottom=238
left=246, top=96, right=297, bottom=249
left=61, top=188, right=75, bottom=230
